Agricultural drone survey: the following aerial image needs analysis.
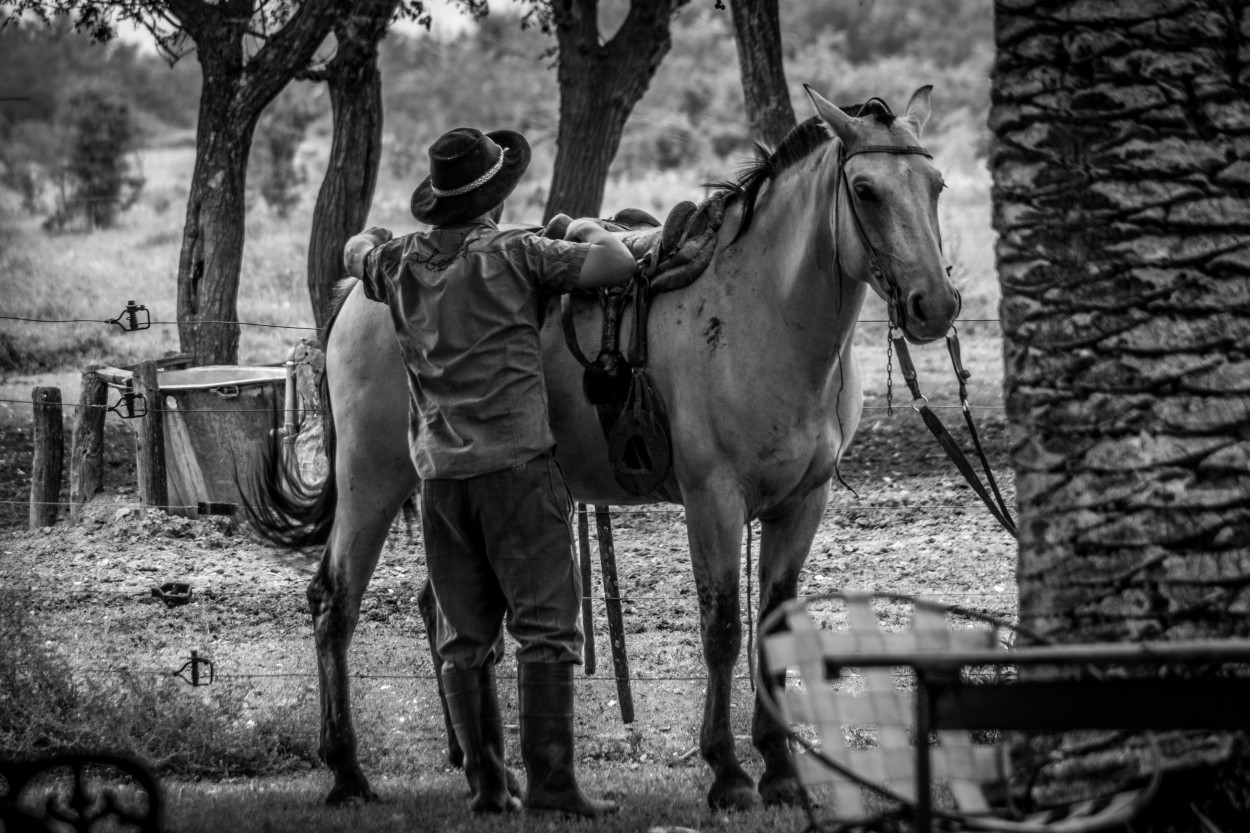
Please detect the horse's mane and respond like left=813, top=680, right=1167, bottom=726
left=711, top=99, right=894, bottom=243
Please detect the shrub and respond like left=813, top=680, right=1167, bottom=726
left=253, top=92, right=319, bottom=219
left=45, top=83, right=145, bottom=231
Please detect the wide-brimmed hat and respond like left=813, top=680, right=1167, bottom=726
left=410, top=127, right=531, bottom=226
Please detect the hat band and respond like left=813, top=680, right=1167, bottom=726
left=430, top=146, right=507, bottom=198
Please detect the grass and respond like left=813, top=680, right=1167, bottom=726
left=0, top=146, right=324, bottom=375
left=166, top=772, right=814, bottom=833
left=0, top=586, right=318, bottom=777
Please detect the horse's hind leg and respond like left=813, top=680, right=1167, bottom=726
left=684, top=488, right=757, bottom=810
left=309, top=464, right=415, bottom=805
left=754, top=481, right=829, bottom=806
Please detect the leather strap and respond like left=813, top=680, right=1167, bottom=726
left=843, top=144, right=931, bottom=161
left=891, top=333, right=1018, bottom=539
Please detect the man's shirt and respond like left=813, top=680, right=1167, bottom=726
left=360, top=218, right=589, bottom=479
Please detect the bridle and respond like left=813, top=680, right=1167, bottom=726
left=833, top=134, right=943, bottom=335
left=829, top=108, right=1016, bottom=539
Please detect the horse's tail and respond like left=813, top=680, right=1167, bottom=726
left=239, top=281, right=355, bottom=549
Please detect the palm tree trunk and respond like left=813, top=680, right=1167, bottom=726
left=991, top=0, right=1250, bottom=825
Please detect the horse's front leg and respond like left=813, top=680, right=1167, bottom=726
left=755, top=481, right=829, bottom=806
left=684, top=487, right=756, bottom=810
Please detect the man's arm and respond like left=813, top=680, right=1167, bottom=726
left=343, top=227, right=393, bottom=280
left=563, top=218, right=636, bottom=289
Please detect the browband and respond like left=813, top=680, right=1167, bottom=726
left=842, top=145, right=932, bottom=161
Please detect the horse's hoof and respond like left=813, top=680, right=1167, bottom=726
left=325, top=780, right=378, bottom=806
left=706, top=778, right=759, bottom=812
left=759, top=775, right=804, bottom=807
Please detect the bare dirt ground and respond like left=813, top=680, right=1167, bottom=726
left=0, top=330, right=1016, bottom=829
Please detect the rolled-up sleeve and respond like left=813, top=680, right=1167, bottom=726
left=502, top=233, right=590, bottom=295
left=360, top=238, right=408, bottom=303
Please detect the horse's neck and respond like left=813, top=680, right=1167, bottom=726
left=738, top=143, right=865, bottom=368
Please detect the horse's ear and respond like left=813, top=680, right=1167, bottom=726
left=804, top=84, right=859, bottom=146
left=904, top=85, right=933, bottom=138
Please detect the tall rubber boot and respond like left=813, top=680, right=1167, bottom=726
left=443, top=666, right=520, bottom=813
left=518, top=661, right=620, bottom=816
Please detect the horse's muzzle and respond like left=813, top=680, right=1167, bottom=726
left=900, top=285, right=960, bottom=344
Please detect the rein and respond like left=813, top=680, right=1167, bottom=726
left=835, top=141, right=1017, bottom=539
left=890, top=329, right=1017, bottom=538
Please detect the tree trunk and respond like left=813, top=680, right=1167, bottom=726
left=170, top=0, right=342, bottom=365
left=991, top=0, right=1250, bottom=825
left=177, top=69, right=257, bottom=365
left=728, top=0, right=795, bottom=147
left=305, top=2, right=395, bottom=333
left=545, top=0, right=688, bottom=222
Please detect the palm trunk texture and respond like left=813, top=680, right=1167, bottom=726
left=991, top=0, right=1249, bottom=823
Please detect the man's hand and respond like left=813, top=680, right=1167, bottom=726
left=343, top=227, right=393, bottom=279
left=562, top=218, right=606, bottom=243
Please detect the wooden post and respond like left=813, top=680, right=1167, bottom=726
left=69, top=366, right=107, bottom=521
left=133, top=360, right=167, bottom=512
left=594, top=505, right=634, bottom=724
left=29, top=387, right=64, bottom=529
left=577, top=503, right=596, bottom=675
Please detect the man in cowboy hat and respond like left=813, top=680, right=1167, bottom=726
left=343, top=126, right=634, bottom=817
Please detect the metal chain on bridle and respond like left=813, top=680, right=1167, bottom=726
left=833, top=105, right=1017, bottom=539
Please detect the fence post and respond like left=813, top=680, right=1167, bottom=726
left=133, top=360, right=168, bottom=512
left=69, top=366, right=107, bottom=522
left=30, top=386, right=63, bottom=529
left=594, top=505, right=634, bottom=724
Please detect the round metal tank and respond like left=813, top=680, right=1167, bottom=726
left=157, top=365, right=286, bottom=516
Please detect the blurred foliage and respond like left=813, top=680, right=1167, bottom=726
left=45, top=82, right=145, bottom=231
left=783, top=0, right=992, bottom=67
left=252, top=89, right=319, bottom=218
left=0, top=17, right=201, bottom=134
left=0, top=0, right=991, bottom=210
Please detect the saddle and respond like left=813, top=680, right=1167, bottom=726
left=548, top=195, right=726, bottom=497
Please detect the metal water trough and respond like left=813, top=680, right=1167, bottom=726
left=157, top=365, right=285, bottom=516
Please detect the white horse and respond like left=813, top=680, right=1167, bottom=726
left=245, top=85, right=960, bottom=809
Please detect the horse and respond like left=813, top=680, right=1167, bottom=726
left=244, top=84, right=961, bottom=810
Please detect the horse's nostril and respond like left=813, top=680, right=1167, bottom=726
left=908, top=292, right=927, bottom=323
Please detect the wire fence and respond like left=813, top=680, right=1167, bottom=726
left=1, top=300, right=1019, bottom=741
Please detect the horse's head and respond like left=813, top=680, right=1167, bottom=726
left=806, top=84, right=961, bottom=344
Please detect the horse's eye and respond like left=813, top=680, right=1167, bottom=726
left=853, top=183, right=877, bottom=202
